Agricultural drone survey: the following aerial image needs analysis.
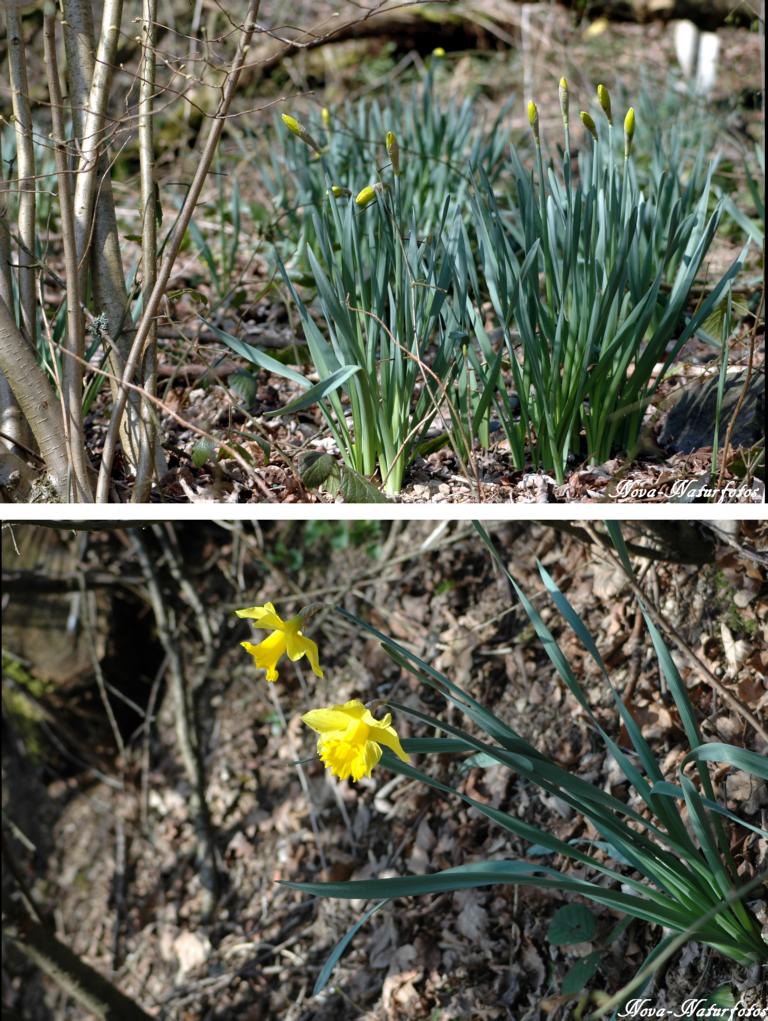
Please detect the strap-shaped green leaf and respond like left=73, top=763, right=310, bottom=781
left=200, top=317, right=309, bottom=388
left=265, top=365, right=361, bottom=416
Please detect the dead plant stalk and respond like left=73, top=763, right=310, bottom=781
left=43, top=12, right=94, bottom=501
left=134, top=0, right=159, bottom=502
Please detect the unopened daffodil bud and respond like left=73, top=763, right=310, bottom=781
left=386, top=131, right=400, bottom=176
left=580, top=110, right=598, bottom=141
left=597, top=83, right=612, bottom=124
left=281, top=113, right=322, bottom=154
left=321, top=107, right=330, bottom=129
left=331, top=185, right=351, bottom=198
left=355, top=184, right=378, bottom=208
left=432, top=46, right=446, bottom=58
left=624, top=107, right=635, bottom=158
left=528, top=100, right=540, bottom=144
left=559, top=77, right=569, bottom=125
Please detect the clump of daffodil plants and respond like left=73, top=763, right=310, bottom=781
left=470, top=80, right=744, bottom=481
left=219, top=76, right=746, bottom=495
left=242, top=525, right=767, bottom=1012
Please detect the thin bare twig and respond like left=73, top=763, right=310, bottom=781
left=132, top=530, right=219, bottom=919
left=76, top=573, right=125, bottom=757
left=96, top=0, right=263, bottom=502
left=715, top=290, right=764, bottom=498
left=5, top=8, right=36, bottom=348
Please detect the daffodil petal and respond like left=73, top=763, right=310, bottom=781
left=362, top=707, right=392, bottom=729
left=362, top=738, right=383, bottom=776
left=241, top=630, right=288, bottom=681
left=302, top=706, right=356, bottom=734
left=286, top=630, right=324, bottom=677
left=372, top=723, right=411, bottom=763
left=339, top=699, right=367, bottom=718
left=236, top=602, right=286, bottom=630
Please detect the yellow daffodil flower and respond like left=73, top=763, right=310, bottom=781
left=237, top=602, right=323, bottom=682
left=302, top=699, right=410, bottom=782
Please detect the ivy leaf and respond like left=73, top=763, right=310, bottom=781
left=548, top=904, right=596, bottom=946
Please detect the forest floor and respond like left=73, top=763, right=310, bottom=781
left=2, top=519, right=767, bottom=1019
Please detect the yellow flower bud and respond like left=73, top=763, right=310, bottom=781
left=559, top=77, right=569, bottom=123
left=432, top=47, right=446, bottom=58
left=386, top=131, right=400, bottom=176
left=282, top=113, right=301, bottom=135
left=355, top=185, right=377, bottom=208
left=624, top=107, right=635, bottom=158
left=331, top=185, right=351, bottom=198
left=597, top=83, right=612, bottom=124
left=528, top=100, right=540, bottom=143
left=321, top=107, right=330, bottom=129
left=580, top=110, right=598, bottom=141
left=281, top=112, right=322, bottom=154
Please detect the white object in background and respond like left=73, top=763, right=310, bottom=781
left=695, top=32, right=720, bottom=98
left=674, top=19, right=699, bottom=79
left=672, top=20, right=720, bottom=97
